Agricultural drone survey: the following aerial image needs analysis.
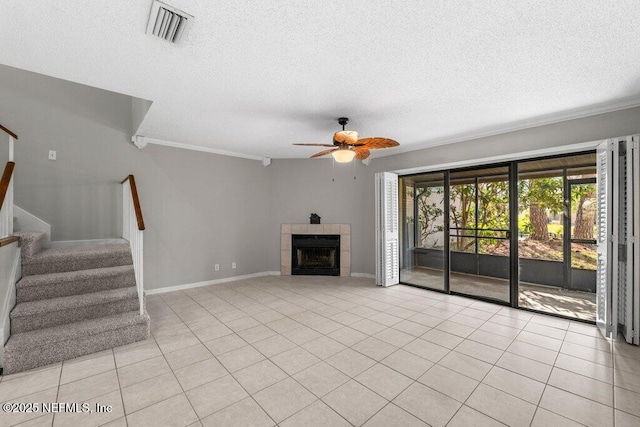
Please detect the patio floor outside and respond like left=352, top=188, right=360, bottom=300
left=401, top=267, right=596, bottom=322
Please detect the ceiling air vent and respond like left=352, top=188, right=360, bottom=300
left=146, top=0, right=193, bottom=44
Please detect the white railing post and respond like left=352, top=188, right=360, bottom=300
left=122, top=181, right=129, bottom=241
left=122, top=178, right=144, bottom=316
left=0, top=167, right=14, bottom=239
left=1, top=134, right=16, bottom=238
left=5, top=177, right=13, bottom=236
left=137, top=232, right=144, bottom=315
left=0, top=181, right=11, bottom=238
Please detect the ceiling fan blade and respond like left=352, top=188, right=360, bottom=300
left=357, top=137, right=400, bottom=149
left=354, top=147, right=370, bottom=160
left=310, top=148, right=338, bottom=158
left=293, top=143, right=335, bottom=147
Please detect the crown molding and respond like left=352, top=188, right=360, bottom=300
left=131, top=135, right=265, bottom=161
left=393, top=139, right=602, bottom=176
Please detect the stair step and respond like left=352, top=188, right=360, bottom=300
left=14, top=231, right=46, bottom=259
left=22, top=243, right=132, bottom=275
left=3, top=311, right=150, bottom=374
left=10, top=287, right=140, bottom=334
left=16, top=265, right=136, bottom=303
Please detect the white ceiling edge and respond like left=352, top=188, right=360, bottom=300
left=368, top=96, right=640, bottom=160
left=393, top=140, right=602, bottom=176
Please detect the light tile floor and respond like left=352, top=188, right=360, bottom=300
left=1, top=276, right=639, bottom=427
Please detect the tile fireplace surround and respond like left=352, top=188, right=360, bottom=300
left=281, top=224, right=351, bottom=277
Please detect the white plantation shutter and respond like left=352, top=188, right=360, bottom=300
left=596, top=139, right=618, bottom=339
left=625, top=136, right=640, bottom=344
left=375, top=172, right=399, bottom=286
left=596, top=136, right=640, bottom=344
left=620, top=136, right=632, bottom=343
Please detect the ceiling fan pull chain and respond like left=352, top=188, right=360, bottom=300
left=332, top=157, right=335, bottom=182
left=353, top=157, right=356, bottom=180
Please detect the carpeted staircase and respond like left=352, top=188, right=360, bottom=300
left=2, top=231, right=150, bottom=374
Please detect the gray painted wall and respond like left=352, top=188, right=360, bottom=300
left=137, top=144, right=270, bottom=289
left=266, top=159, right=371, bottom=273
left=0, top=65, right=271, bottom=290
left=0, top=64, right=136, bottom=240
left=3, top=64, right=640, bottom=288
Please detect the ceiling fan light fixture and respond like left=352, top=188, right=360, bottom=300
left=334, top=130, right=359, bottom=145
left=332, top=148, right=356, bottom=163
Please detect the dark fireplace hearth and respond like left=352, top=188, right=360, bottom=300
left=291, top=234, right=340, bottom=276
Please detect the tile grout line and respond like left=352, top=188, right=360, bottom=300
left=51, top=357, right=64, bottom=427
left=611, top=338, right=616, bottom=427
left=110, top=348, right=130, bottom=427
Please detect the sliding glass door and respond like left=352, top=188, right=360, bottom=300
left=399, top=173, right=447, bottom=291
left=449, top=166, right=511, bottom=303
left=398, top=151, right=598, bottom=321
left=516, top=155, right=597, bottom=321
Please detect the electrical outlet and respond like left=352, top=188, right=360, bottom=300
left=232, top=262, right=236, bottom=269
left=214, top=264, right=220, bottom=271
left=48, top=150, right=57, bottom=160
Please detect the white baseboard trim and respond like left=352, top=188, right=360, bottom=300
left=50, top=238, right=127, bottom=248
left=146, top=270, right=374, bottom=295
left=146, top=271, right=276, bottom=295
left=351, top=272, right=376, bottom=279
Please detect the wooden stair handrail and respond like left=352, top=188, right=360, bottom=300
left=0, top=236, right=19, bottom=247
left=121, top=175, right=145, bottom=231
left=0, top=124, right=18, bottom=140
left=0, top=162, right=15, bottom=210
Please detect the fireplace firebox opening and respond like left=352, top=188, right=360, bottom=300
left=291, top=234, right=340, bottom=276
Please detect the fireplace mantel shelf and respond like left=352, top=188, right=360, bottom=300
left=281, top=224, right=350, bottom=277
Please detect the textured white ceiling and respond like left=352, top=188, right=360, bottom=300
left=2, top=1, right=640, bottom=159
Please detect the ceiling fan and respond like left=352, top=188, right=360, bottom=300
left=293, top=117, right=399, bottom=163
